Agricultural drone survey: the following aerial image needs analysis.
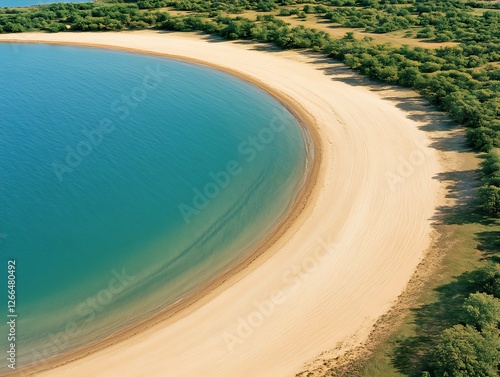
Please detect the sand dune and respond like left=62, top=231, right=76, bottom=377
left=1, top=31, right=441, bottom=377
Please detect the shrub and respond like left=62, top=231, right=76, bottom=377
left=467, top=127, right=497, bottom=152
left=429, top=325, right=500, bottom=377
left=478, top=185, right=500, bottom=217
left=468, top=265, right=500, bottom=298
left=461, top=292, right=500, bottom=331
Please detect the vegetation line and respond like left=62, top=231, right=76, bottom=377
left=1, top=0, right=498, bottom=218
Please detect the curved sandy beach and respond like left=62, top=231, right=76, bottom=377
left=1, top=31, right=441, bottom=377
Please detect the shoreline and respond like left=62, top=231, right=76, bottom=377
left=1, top=31, right=442, bottom=377
left=1, top=34, right=323, bottom=377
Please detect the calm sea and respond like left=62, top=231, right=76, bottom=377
left=0, top=43, right=307, bottom=370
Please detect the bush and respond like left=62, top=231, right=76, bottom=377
left=461, top=292, right=500, bottom=331
left=47, top=22, right=66, bottom=32
left=420, top=61, right=441, bottom=73
left=429, top=325, right=500, bottom=377
left=483, top=153, right=500, bottom=175
left=278, top=8, right=291, bottom=16
left=467, top=127, right=497, bottom=152
left=468, top=265, right=500, bottom=298
left=478, top=185, right=500, bottom=216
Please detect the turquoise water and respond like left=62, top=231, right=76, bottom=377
left=0, top=43, right=308, bottom=371
left=2, top=0, right=90, bottom=7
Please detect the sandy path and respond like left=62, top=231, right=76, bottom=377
left=1, top=31, right=441, bottom=377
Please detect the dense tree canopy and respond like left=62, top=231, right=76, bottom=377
left=460, top=292, right=500, bottom=331
left=429, top=325, right=500, bottom=377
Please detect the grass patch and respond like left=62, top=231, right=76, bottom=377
left=360, top=204, right=500, bottom=376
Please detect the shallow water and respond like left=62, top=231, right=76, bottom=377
left=0, top=43, right=307, bottom=370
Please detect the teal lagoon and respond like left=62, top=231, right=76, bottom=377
left=0, top=43, right=308, bottom=371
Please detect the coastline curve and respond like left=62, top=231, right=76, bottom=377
left=0, top=31, right=441, bottom=377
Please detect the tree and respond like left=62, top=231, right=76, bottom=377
left=430, top=325, right=500, bottom=377
left=4, top=22, right=24, bottom=32
left=461, top=292, right=500, bottom=331
left=420, top=61, right=441, bottom=73
left=469, top=265, right=500, bottom=299
left=399, top=66, right=420, bottom=87
left=467, top=127, right=497, bottom=152
left=478, top=185, right=500, bottom=217
left=48, top=22, right=65, bottom=32
left=482, top=152, right=500, bottom=176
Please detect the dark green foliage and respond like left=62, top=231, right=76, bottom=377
left=429, top=325, right=500, bottom=377
left=483, top=153, right=500, bottom=175
left=325, top=5, right=416, bottom=33
left=460, top=292, right=500, bottom=331
left=468, top=265, right=500, bottom=299
left=424, top=284, right=500, bottom=375
left=467, top=128, right=498, bottom=152
left=482, top=152, right=500, bottom=186
left=478, top=185, right=500, bottom=217
left=0, top=3, right=149, bottom=32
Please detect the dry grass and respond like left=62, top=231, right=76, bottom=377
left=158, top=7, right=459, bottom=49
left=279, top=14, right=459, bottom=49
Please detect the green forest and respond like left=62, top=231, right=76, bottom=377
left=1, top=0, right=500, bottom=376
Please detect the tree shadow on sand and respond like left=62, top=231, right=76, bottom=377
left=294, top=51, right=500, bottom=228
left=292, top=50, right=500, bottom=375
left=295, top=51, right=461, bottom=148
